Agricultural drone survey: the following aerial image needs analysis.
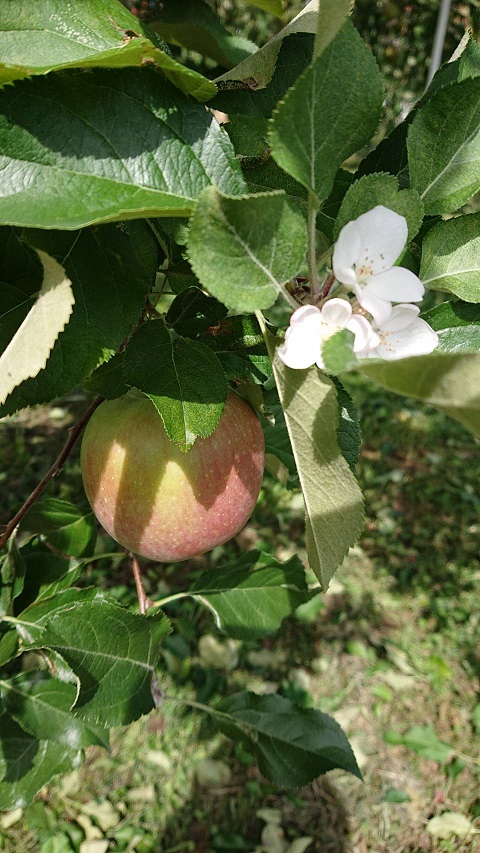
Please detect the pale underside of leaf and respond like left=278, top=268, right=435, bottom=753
left=215, top=0, right=319, bottom=88
left=361, top=352, right=480, bottom=438
left=273, top=357, right=364, bottom=588
left=0, top=250, right=74, bottom=404
left=315, top=0, right=353, bottom=59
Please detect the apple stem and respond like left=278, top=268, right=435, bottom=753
left=0, top=395, right=104, bottom=551
left=130, top=552, right=154, bottom=615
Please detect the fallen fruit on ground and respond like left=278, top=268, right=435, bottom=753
left=80, top=391, right=265, bottom=562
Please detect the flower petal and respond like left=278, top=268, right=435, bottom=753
left=353, top=283, right=392, bottom=324
left=277, top=315, right=322, bottom=369
left=348, top=206, right=408, bottom=275
left=332, top=220, right=362, bottom=286
left=347, top=314, right=380, bottom=352
left=377, top=303, right=420, bottom=332
left=321, top=297, right=352, bottom=327
left=290, top=304, right=321, bottom=325
left=375, top=317, right=439, bottom=360
left=365, top=267, right=424, bottom=302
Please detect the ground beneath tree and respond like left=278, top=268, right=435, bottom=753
left=0, top=380, right=478, bottom=852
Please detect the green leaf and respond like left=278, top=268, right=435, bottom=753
left=316, top=170, right=355, bottom=243
left=244, top=160, right=308, bottom=210
left=422, top=302, right=480, bottom=354
left=408, top=78, right=480, bottom=214
left=361, top=352, right=480, bottom=438
left=0, top=69, right=246, bottom=230
left=471, top=703, right=480, bottom=734
left=321, top=329, right=357, bottom=375
left=215, top=0, right=317, bottom=90
left=212, top=692, right=361, bottom=785
left=358, top=33, right=480, bottom=182
left=226, top=115, right=269, bottom=158
left=262, top=400, right=298, bottom=488
left=0, top=539, right=25, bottom=617
left=187, top=188, right=307, bottom=312
left=12, top=589, right=107, bottom=649
left=41, top=835, right=75, bottom=853
left=213, top=33, right=314, bottom=119
left=189, top=552, right=312, bottom=639
left=37, top=602, right=170, bottom=727
left=0, top=712, right=81, bottom=811
left=0, top=228, right=45, bottom=360
left=331, top=378, right=361, bottom=473
left=272, top=356, right=364, bottom=588
left=384, top=725, right=452, bottom=763
left=0, top=222, right=156, bottom=416
left=150, top=0, right=257, bottom=69
left=22, top=498, right=96, bottom=558
left=0, top=673, right=109, bottom=749
left=334, top=173, right=424, bottom=242
left=0, top=629, right=18, bottom=668
left=268, top=22, right=383, bottom=202
left=248, top=0, right=284, bottom=16
left=199, top=315, right=272, bottom=383
left=84, top=352, right=129, bottom=400
left=426, top=32, right=480, bottom=97
left=0, top=0, right=216, bottom=101
left=420, top=212, right=480, bottom=302
left=384, top=788, right=411, bottom=804
left=15, top=543, right=84, bottom=612
left=122, top=321, right=228, bottom=450
left=358, top=120, right=409, bottom=184
left=166, top=287, right=228, bottom=338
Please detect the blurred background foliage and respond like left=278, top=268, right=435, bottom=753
left=123, top=0, right=480, bottom=130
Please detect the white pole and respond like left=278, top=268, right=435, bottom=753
left=426, top=0, right=454, bottom=85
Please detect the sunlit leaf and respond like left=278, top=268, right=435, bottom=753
left=190, top=552, right=312, bottom=638
left=187, top=188, right=306, bottom=312
left=0, top=673, right=109, bottom=749
left=36, top=602, right=170, bottom=727
left=272, top=357, right=364, bottom=588
left=361, top=351, right=480, bottom=438
left=269, top=22, right=383, bottom=201
left=420, top=212, right=480, bottom=301
left=122, top=321, right=228, bottom=450
left=0, top=70, right=245, bottom=230
left=0, top=0, right=215, bottom=100
left=408, top=77, right=480, bottom=214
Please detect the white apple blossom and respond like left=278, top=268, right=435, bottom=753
left=358, top=303, right=439, bottom=361
left=277, top=298, right=378, bottom=370
left=332, top=205, right=424, bottom=324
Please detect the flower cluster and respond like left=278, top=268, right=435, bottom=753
left=278, top=206, right=438, bottom=370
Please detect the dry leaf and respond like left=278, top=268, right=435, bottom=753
left=426, top=812, right=476, bottom=839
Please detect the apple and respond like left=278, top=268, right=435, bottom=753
left=80, top=391, right=265, bottom=562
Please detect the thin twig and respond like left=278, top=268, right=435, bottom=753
left=130, top=552, right=154, bottom=615
left=0, top=396, right=104, bottom=551
left=319, top=271, right=336, bottom=301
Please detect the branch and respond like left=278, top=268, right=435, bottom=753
left=0, top=395, right=104, bottom=551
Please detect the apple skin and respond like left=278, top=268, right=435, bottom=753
left=80, top=392, right=265, bottom=562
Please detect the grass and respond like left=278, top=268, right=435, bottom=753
left=0, top=377, right=479, bottom=852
